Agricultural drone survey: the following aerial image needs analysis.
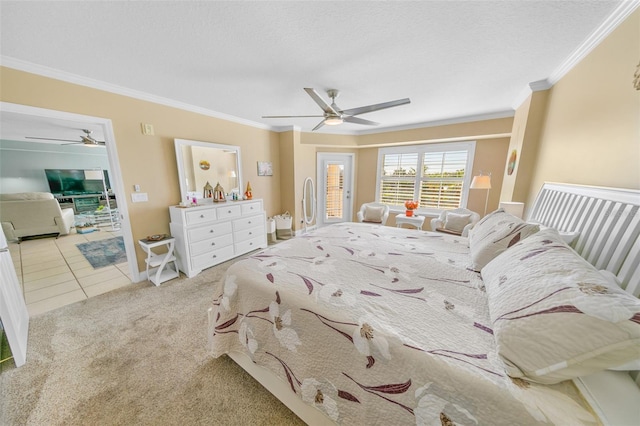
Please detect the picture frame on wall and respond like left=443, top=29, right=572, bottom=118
left=257, top=161, right=273, bottom=176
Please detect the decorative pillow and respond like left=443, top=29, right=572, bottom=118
left=482, top=228, right=640, bottom=384
left=468, top=209, right=539, bottom=271
left=363, top=205, right=384, bottom=223
left=444, top=212, right=471, bottom=234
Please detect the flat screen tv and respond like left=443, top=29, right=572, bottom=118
left=44, top=169, right=111, bottom=196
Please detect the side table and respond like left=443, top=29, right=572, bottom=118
left=138, top=236, right=180, bottom=286
left=395, top=214, right=425, bottom=230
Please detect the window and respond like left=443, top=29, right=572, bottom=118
left=376, top=142, right=476, bottom=212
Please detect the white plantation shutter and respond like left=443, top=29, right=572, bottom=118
left=377, top=142, right=475, bottom=212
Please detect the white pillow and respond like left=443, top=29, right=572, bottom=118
left=444, top=212, right=471, bottom=234
left=468, top=209, right=539, bottom=271
left=482, top=228, right=640, bottom=384
left=363, top=205, right=384, bottom=223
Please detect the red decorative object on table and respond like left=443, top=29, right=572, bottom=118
left=404, top=200, right=418, bottom=216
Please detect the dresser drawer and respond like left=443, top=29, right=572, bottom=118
left=217, top=204, right=242, bottom=220
left=233, top=214, right=264, bottom=231
left=192, top=245, right=235, bottom=270
left=185, top=209, right=217, bottom=225
left=235, top=236, right=264, bottom=255
left=234, top=224, right=264, bottom=243
left=241, top=201, right=262, bottom=215
left=188, top=222, right=232, bottom=243
left=190, top=233, right=234, bottom=256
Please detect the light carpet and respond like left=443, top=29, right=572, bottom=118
left=0, top=257, right=304, bottom=426
left=76, top=236, right=127, bottom=269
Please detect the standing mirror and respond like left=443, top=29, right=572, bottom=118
left=174, top=138, right=242, bottom=204
left=302, top=177, right=316, bottom=227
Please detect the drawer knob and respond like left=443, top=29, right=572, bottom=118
left=249, top=232, right=252, bottom=235
left=210, top=230, right=214, bottom=233
left=200, top=214, right=205, bottom=218
left=248, top=221, right=252, bottom=224
left=250, top=242, right=253, bottom=246
left=211, top=242, right=216, bottom=246
left=213, top=255, right=217, bottom=258
left=228, top=210, right=231, bottom=213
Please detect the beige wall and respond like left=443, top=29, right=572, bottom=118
left=523, top=9, right=640, bottom=208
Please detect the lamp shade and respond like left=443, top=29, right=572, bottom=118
left=470, top=175, right=491, bottom=189
left=499, top=201, right=525, bottom=219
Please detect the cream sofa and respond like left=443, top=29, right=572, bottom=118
left=0, top=192, right=75, bottom=241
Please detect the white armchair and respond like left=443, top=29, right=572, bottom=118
left=356, top=202, right=390, bottom=226
left=430, top=208, right=480, bottom=237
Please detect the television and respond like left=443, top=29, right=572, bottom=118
left=44, top=169, right=111, bottom=196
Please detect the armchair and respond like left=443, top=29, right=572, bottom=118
left=430, top=208, right=480, bottom=237
left=356, top=202, right=390, bottom=226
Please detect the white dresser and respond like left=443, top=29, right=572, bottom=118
left=169, top=199, right=267, bottom=278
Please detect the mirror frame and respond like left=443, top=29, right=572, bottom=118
left=174, top=138, right=243, bottom=204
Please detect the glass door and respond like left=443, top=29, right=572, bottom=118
left=316, top=153, right=354, bottom=226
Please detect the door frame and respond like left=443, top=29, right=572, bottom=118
left=0, top=102, right=139, bottom=282
left=316, top=152, right=354, bottom=227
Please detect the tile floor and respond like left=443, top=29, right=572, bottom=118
left=8, top=228, right=133, bottom=317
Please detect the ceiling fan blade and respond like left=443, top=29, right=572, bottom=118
left=341, top=98, right=411, bottom=116
left=312, top=119, right=326, bottom=131
left=304, top=88, right=340, bottom=115
left=26, top=136, right=80, bottom=143
left=343, top=116, right=379, bottom=126
left=262, top=115, right=324, bottom=118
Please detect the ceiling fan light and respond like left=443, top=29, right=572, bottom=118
left=325, top=117, right=343, bottom=126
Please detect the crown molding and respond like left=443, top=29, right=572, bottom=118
left=547, top=0, right=639, bottom=86
left=0, top=56, right=273, bottom=131
left=511, top=0, right=639, bottom=109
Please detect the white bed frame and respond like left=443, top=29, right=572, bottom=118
left=528, top=182, right=640, bottom=426
left=223, top=182, right=640, bottom=425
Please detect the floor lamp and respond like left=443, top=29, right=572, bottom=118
left=470, top=173, right=492, bottom=216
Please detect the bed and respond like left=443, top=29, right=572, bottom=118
left=208, top=182, right=640, bottom=425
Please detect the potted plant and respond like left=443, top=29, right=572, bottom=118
left=404, top=200, right=418, bottom=217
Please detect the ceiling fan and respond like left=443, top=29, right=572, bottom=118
left=262, top=88, right=411, bottom=131
left=25, top=129, right=106, bottom=146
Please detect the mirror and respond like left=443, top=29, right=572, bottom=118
left=302, top=177, right=316, bottom=225
left=174, top=138, right=242, bottom=204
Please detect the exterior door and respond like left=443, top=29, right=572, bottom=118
left=0, top=229, right=29, bottom=367
left=316, top=153, right=354, bottom=226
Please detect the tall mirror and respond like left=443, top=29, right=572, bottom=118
left=174, top=138, right=242, bottom=204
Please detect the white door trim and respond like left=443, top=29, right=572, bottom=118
left=0, top=102, right=140, bottom=282
left=316, top=153, right=354, bottom=227
left=0, top=229, right=29, bottom=366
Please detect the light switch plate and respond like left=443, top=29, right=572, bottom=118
left=131, top=192, right=148, bottom=202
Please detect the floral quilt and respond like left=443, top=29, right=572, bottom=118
left=208, top=223, right=596, bottom=425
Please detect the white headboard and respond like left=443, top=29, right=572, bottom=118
left=528, top=182, right=640, bottom=297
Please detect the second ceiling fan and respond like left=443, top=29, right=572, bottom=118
left=26, top=129, right=106, bottom=146
left=262, top=88, right=411, bottom=131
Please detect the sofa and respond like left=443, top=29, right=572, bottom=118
left=0, top=192, right=75, bottom=241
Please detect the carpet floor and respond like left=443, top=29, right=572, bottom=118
left=0, top=257, right=304, bottom=426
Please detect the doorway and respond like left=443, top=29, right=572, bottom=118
left=0, top=103, right=139, bottom=300
left=316, top=153, right=354, bottom=227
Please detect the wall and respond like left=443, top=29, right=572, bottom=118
left=0, top=140, right=110, bottom=194
left=524, top=9, right=640, bottom=207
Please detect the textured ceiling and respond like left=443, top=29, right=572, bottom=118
left=0, top=0, right=627, bottom=137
